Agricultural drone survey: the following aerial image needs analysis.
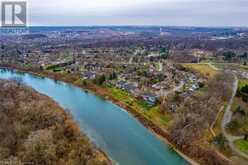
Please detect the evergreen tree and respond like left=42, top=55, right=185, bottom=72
left=223, top=51, right=236, bottom=61
left=97, top=74, right=106, bottom=85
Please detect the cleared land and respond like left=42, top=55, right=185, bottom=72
left=182, top=63, right=218, bottom=78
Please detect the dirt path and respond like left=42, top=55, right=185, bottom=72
left=210, top=106, right=224, bottom=137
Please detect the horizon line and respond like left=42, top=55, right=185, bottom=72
left=6, top=25, right=248, bottom=29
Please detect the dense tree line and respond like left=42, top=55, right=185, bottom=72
left=0, top=80, right=109, bottom=165
left=169, top=72, right=233, bottom=165
left=222, top=51, right=248, bottom=62
left=237, top=84, right=248, bottom=102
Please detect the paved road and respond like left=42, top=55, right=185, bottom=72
left=221, top=73, right=248, bottom=159
left=158, top=62, right=163, bottom=72
left=221, top=73, right=238, bottom=132
left=129, top=50, right=139, bottom=64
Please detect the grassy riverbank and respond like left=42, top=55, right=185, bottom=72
left=106, top=85, right=172, bottom=130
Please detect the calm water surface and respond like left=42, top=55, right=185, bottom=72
left=0, top=68, right=188, bottom=165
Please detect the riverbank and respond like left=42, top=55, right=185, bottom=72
left=0, top=78, right=111, bottom=165
left=0, top=64, right=198, bottom=164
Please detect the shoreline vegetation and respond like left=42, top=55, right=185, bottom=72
left=0, top=64, right=231, bottom=165
left=0, top=78, right=110, bottom=165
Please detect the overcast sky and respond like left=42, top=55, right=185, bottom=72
left=27, top=0, right=248, bottom=26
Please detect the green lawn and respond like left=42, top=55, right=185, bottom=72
left=234, top=139, right=248, bottom=154
left=144, top=106, right=172, bottom=126
left=107, top=86, right=150, bottom=111
left=239, top=79, right=248, bottom=89
left=107, top=86, right=172, bottom=128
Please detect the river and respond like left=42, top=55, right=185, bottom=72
left=0, top=68, right=188, bottom=165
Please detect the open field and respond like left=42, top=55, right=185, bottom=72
left=212, top=63, right=248, bottom=71
left=181, top=63, right=218, bottom=78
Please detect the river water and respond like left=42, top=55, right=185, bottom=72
left=0, top=68, right=188, bottom=165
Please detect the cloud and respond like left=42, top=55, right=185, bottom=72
left=27, top=0, right=248, bottom=26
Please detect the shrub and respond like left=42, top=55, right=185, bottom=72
left=226, top=120, right=240, bottom=131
